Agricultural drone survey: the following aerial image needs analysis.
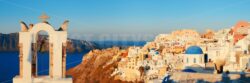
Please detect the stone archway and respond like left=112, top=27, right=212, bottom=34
left=13, top=14, right=72, bottom=83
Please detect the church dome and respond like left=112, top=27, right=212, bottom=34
left=185, top=46, right=203, bottom=54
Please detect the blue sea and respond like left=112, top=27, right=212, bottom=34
left=0, top=51, right=86, bottom=83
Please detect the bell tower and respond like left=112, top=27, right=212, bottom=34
left=13, top=14, right=72, bottom=83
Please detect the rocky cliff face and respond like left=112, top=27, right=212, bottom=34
left=67, top=47, right=143, bottom=83
left=0, top=33, right=97, bottom=52
left=0, top=33, right=18, bottom=51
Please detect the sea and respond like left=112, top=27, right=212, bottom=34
left=0, top=52, right=86, bottom=83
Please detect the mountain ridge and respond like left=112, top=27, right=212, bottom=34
left=0, top=32, right=98, bottom=53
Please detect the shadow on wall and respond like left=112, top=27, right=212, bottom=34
left=184, top=66, right=214, bottom=74
left=163, top=71, right=250, bottom=83
left=197, top=72, right=250, bottom=83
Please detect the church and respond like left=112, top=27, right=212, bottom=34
left=183, top=46, right=208, bottom=68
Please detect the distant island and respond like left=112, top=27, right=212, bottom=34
left=0, top=33, right=146, bottom=53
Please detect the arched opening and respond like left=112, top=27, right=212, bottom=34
left=32, top=30, right=50, bottom=77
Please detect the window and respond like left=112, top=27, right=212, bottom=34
left=244, top=50, right=247, bottom=54
left=216, top=51, right=219, bottom=56
left=186, top=58, right=189, bottom=63
left=194, top=58, right=196, bottom=63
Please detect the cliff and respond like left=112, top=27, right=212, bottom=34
left=0, top=33, right=18, bottom=51
left=67, top=47, right=143, bottom=83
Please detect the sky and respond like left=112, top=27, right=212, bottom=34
left=0, top=0, right=250, bottom=40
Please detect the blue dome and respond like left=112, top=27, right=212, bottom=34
left=185, top=46, right=203, bottom=54
left=155, top=51, right=159, bottom=55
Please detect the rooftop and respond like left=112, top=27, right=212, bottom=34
left=185, top=46, right=203, bottom=54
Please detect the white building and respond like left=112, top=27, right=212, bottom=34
left=183, top=46, right=207, bottom=68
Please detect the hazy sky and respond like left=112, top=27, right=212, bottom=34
left=0, top=0, right=250, bottom=40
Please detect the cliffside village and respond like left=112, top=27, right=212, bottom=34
left=103, top=21, right=250, bottom=82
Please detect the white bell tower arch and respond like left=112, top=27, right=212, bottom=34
left=13, top=14, right=72, bottom=83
